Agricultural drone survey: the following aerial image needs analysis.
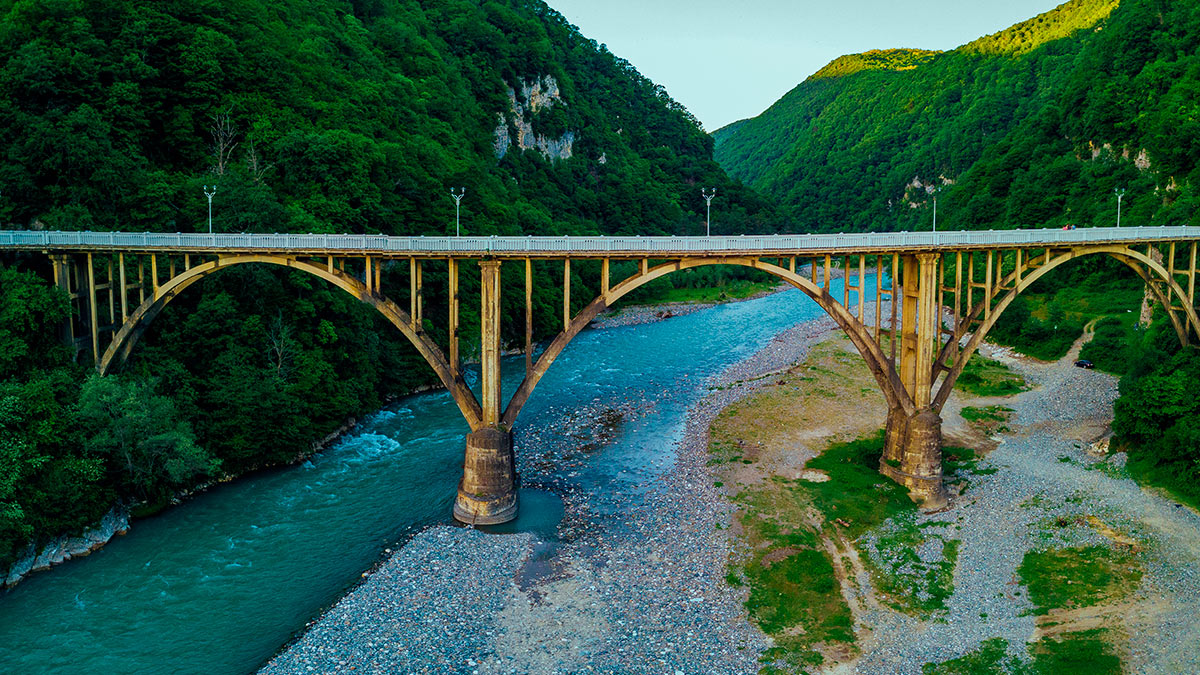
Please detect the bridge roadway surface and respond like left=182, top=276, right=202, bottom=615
left=2, top=225, right=1199, bottom=257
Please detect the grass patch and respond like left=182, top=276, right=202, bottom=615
left=1124, top=452, right=1200, bottom=512
left=922, top=637, right=1023, bottom=674
left=954, top=354, right=1029, bottom=397
left=1017, top=545, right=1143, bottom=615
left=1079, top=315, right=1142, bottom=375
left=961, top=405, right=1014, bottom=424
left=732, top=475, right=855, bottom=669
left=864, top=511, right=960, bottom=615
left=803, top=431, right=915, bottom=539
left=1030, top=629, right=1122, bottom=675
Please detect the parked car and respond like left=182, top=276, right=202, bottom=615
left=1074, top=359, right=1094, bottom=369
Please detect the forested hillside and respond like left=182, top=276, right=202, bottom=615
left=0, top=0, right=776, bottom=572
left=714, top=0, right=1199, bottom=234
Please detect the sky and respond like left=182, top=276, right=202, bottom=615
left=549, top=0, right=1067, bottom=131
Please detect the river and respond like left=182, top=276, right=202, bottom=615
left=0, top=280, right=859, bottom=674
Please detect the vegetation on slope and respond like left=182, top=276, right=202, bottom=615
left=715, top=0, right=1200, bottom=234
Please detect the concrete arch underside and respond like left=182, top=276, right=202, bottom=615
left=98, top=254, right=483, bottom=430
left=501, top=257, right=912, bottom=428
left=932, top=245, right=1200, bottom=411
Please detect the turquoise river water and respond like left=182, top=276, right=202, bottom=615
left=0, top=280, right=861, bottom=674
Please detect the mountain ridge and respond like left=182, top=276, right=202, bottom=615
left=713, top=0, right=1196, bottom=234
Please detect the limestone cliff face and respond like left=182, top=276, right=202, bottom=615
left=493, top=76, right=575, bottom=162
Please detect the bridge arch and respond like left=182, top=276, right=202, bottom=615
left=501, top=257, right=912, bottom=428
left=98, top=254, right=483, bottom=430
left=932, top=244, right=1200, bottom=410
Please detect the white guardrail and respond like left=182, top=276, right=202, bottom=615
left=1, top=227, right=1199, bottom=254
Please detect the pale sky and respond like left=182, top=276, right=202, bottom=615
left=549, top=0, right=1067, bottom=131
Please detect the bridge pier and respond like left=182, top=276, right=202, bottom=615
left=453, top=260, right=518, bottom=525
left=880, top=407, right=948, bottom=510
left=453, top=428, right=518, bottom=524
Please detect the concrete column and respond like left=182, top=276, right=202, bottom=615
left=914, top=252, right=940, bottom=409
left=882, top=406, right=908, bottom=466
left=453, top=428, right=518, bottom=525
left=880, top=252, right=949, bottom=510
left=879, top=409, right=949, bottom=510
left=899, top=255, right=919, bottom=395
left=49, top=254, right=75, bottom=348
left=479, top=260, right=502, bottom=428
left=454, top=260, right=518, bottom=524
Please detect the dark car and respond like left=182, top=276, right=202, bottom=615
left=1074, top=359, right=1094, bottom=369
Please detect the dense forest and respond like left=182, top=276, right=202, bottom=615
left=714, top=0, right=1200, bottom=506
left=714, top=0, right=1198, bottom=234
left=0, top=0, right=780, bottom=572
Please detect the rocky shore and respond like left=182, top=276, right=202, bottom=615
left=3, top=507, right=129, bottom=588
left=262, top=308, right=842, bottom=673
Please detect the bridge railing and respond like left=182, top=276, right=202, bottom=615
left=2, top=226, right=1200, bottom=254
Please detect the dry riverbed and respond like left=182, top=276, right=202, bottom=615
left=711, top=328, right=1200, bottom=674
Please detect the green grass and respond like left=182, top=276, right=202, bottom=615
left=1017, top=545, right=1142, bottom=615
left=1030, top=629, right=1122, bottom=675
left=732, top=476, right=855, bottom=670
left=863, top=509, right=960, bottom=615
left=961, top=405, right=1014, bottom=424
left=1079, top=315, right=1141, bottom=375
left=955, top=355, right=1028, bottom=397
left=922, top=638, right=1023, bottom=674
left=1125, top=453, right=1200, bottom=512
left=920, top=631, right=1122, bottom=675
left=803, top=431, right=916, bottom=539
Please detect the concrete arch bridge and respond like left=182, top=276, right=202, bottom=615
left=4, top=227, right=1199, bottom=523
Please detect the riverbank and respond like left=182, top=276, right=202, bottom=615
left=1, top=411, right=364, bottom=590
left=262, top=304, right=844, bottom=673
left=707, top=323, right=1200, bottom=673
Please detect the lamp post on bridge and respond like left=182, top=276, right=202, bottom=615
left=1114, top=187, right=1126, bottom=227
left=203, top=185, right=217, bottom=234
left=450, top=187, right=465, bottom=236
left=701, top=187, right=716, bottom=237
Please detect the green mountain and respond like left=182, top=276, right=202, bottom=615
left=0, top=0, right=776, bottom=571
left=713, top=0, right=1200, bottom=233
left=0, top=0, right=773, bottom=236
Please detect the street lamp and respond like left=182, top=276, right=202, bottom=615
left=1114, top=188, right=1126, bottom=227
left=701, top=187, right=716, bottom=237
left=928, top=184, right=942, bottom=233
left=203, top=185, right=217, bottom=234
left=450, top=187, right=465, bottom=236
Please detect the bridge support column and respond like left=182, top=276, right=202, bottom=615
left=880, top=252, right=948, bottom=510
left=453, top=260, right=518, bottom=525
left=48, top=254, right=76, bottom=349
left=880, top=409, right=948, bottom=510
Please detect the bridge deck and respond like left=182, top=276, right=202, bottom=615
left=1, top=227, right=1198, bottom=258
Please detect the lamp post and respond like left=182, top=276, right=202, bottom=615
left=1114, top=187, right=1126, bottom=227
left=701, top=187, right=716, bottom=237
left=450, top=187, right=465, bottom=236
left=203, top=185, right=217, bottom=234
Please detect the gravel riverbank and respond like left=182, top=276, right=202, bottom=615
left=854, top=338, right=1200, bottom=674
left=262, top=302, right=839, bottom=674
